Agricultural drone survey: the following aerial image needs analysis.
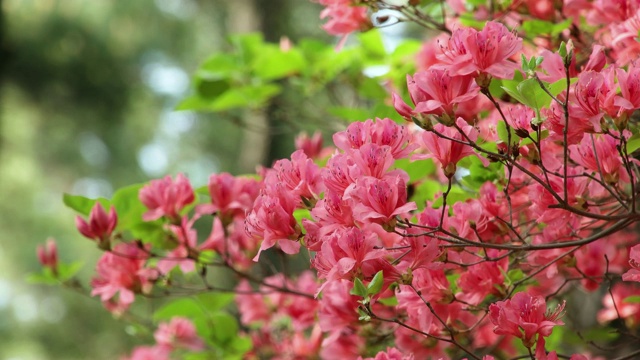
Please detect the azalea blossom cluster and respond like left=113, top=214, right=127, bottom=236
left=35, top=0, right=640, bottom=359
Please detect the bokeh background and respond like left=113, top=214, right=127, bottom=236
left=0, top=0, right=328, bottom=358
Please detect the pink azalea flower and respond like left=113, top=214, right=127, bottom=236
left=503, top=104, right=534, bottom=134
left=489, top=292, right=566, bottom=348
left=598, top=283, right=640, bottom=326
left=91, top=242, right=157, bottom=314
left=312, top=189, right=355, bottom=227
left=414, top=117, right=486, bottom=178
left=318, top=1, right=371, bottom=37
left=197, top=173, right=260, bottom=223
left=360, top=347, right=414, bottom=360
left=393, top=70, right=479, bottom=123
left=333, top=118, right=417, bottom=159
left=121, top=345, right=170, bottom=360
left=318, top=279, right=361, bottom=332
left=343, top=175, right=417, bottom=227
left=349, top=144, right=395, bottom=179
left=458, top=250, right=509, bottom=305
left=313, top=227, right=384, bottom=289
left=570, top=133, right=626, bottom=185
left=615, top=61, right=640, bottom=116
left=157, top=216, right=197, bottom=274
left=322, top=153, right=362, bottom=195
left=36, top=238, right=58, bottom=273
left=290, top=325, right=323, bottom=358
left=575, top=239, right=620, bottom=291
left=436, top=21, right=522, bottom=80
left=235, top=280, right=271, bottom=326
left=610, top=10, right=640, bottom=65
left=271, top=149, right=324, bottom=202
left=571, top=69, right=618, bottom=128
left=245, top=186, right=302, bottom=261
left=139, top=173, right=195, bottom=222
left=295, top=131, right=327, bottom=159
left=543, top=99, right=595, bottom=144
left=524, top=0, right=555, bottom=20
left=200, top=217, right=258, bottom=270
left=154, top=317, right=204, bottom=351
left=622, top=244, right=640, bottom=282
left=76, top=202, right=117, bottom=249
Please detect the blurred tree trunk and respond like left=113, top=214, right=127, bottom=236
left=227, top=0, right=293, bottom=172
left=227, top=0, right=270, bottom=173
left=0, top=0, right=4, bottom=154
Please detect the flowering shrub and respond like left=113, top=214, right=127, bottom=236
left=32, top=0, right=640, bottom=359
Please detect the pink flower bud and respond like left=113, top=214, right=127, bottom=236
left=295, top=131, right=324, bottom=159
left=37, top=238, right=58, bottom=272
left=76, top=203, right=117, bottom=249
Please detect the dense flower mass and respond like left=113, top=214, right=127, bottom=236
left=90, top=242, right=157, bottom=314
left=490, top=292, right=566, bottom=348
left=38, top=1, right=640, bottom=359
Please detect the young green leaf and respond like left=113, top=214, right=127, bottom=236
left=367, top=270, right=384, bottom=295
left=350, top=278, right=368, bottom=298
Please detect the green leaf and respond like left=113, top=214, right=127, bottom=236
left=294, top=208, right=312, bottom=233
left=210, top=312, right=238, bottom=343
left=130, top=221, right=170, bottom=248
left=26, top=269, right=59, bottom=285
left=229, top=33, right=264, bottom=65
left=198, top=53, right=241, bottom=80
left=350, top=278, right=368, bottom=298
left=548, top=78, right=568, bottom=98
left=196, top=293, right=235, bottom=312
left=521, top=18, right=572, bottom=37
left=520, top=130, right=549, bottom=146
left=378, top=296, right=398, bottom=306
left=367, top=271, right=384, bottom=295
left=558, top=41, right=567, bottom=59
left=500, top=72, right=527, bottom=104
left=357, top=76, right=388, bottom=100
left=198, top=250, right=217, bottom=263
left=393, top=158, right=436, bottom=183
left=195, top=78, right=231, bottom=99
left=626, top=133, right=640, bottom=154
left=458, top=157, right=502, bottom=190
left=431, top=185, right=474, bottom=208
left=253, top=46, right=306, bottom=80
left=327, top=107, right=371, bottom=122
left=154, top=298, right=206, bottom=322
left=496, top=120, right=518, bottom=146
left=506, top=269, right=525, bottom=283
left=111, top=184, right=146, bottom=231
left=516, top=78, right=553, bottom=110
left=310, top=48, right=360, bottom=85
left=446, top=273, right=461, bottom=294
left=57, top=261, right=83, bottom=281
left=62, top=193, right=109, bottom=216
left=411, top=180, right=441, bottom=210
left=488, top=78, right=506, bottom=99
left=175, top=95, right=213, bottom=111
left=210, top=84, right=281, bottom=111
left=228, top=336, right=252, bottom=353
left=623, top=295, right=640, bottom=303
left=357, top=307, right=371, bottom=322
left=358, top=29, right=386, bottom=59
